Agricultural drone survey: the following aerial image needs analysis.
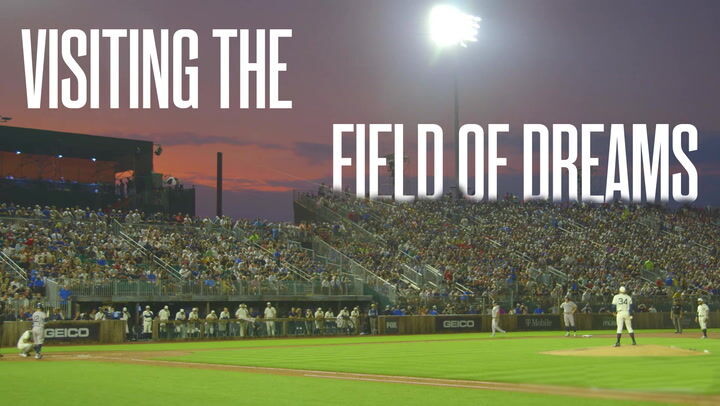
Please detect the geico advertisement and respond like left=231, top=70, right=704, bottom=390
left=43, top=323, right=100, bottom=341
left=435, top=316, right=482, bottom=332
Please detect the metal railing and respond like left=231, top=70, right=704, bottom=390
left=0, top=250, right=27, bottom=281
left=312, top=238, right=398, bottom=303
left=297, top=195, right=461, bottom=293
left=112, top=220, right=183, bottom=280
left=221, top=225, right=313, bottom=281
left=151, top=316, right=367, bottom=340
left=62, top=278, right=363, bottom=299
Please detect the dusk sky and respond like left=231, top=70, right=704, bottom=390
left=1, top=0, right=719, bottom=220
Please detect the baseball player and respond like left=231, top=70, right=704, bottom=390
left=235, top=304, right=251, bottom=337
left=350, top=306, right=360, bottom=333
left=175, top=308, right=187, bottom=338
left=188, top=308, right=200, bottom=337
left=31, top=303, right=48, bottom=359
left=205, top=310, right=218, bottom=337
left=120, top=307, right=131, bottom=339
left=264, top=302, right=277, bottom=336
left=612, top=286, right=637, bottom=346
left=336, top=307, right=349, bottom=334
left=219, top=307, right=230, bottom=337
left=561, top=297, right=578, bottom=337
left=141, top=305, right=154, bottom=339
left=368, top=304, right=378, bottom=335
left=696, top=298, right=710, bottom=339
left=324, top=308, right=335, bottom=334
left=17, top=329, right=34, bottom=357
left=314, top=307, right=324, bottom=335
left=670, top=294, right=684, bottom=334
left=304, top=308, right=314, bottom=335
left=158, top=305, right=170, bottom=338
left=94, top=307, right=106, bottom=321
left=491, top=302, right=506, bottom=336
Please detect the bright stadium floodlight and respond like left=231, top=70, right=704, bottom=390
left=429, top=4, right=480, bottom=48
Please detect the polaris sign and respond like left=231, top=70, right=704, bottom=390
left=42, top=322, right=100, bottom=342
left=435, top=316, right=482, bottom=332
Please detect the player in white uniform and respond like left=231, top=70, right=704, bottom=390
left=158, top=306, right=171, bottom=338
left=17, top=330, right=34, bottom=357
left=611, top=286, right=637, bottom=346
left=205, top=310, right=218, bottom=337
left=188, top=308, right=200, bottom=337
left=235, top=304, right=251, bottom=337
left=491, top=302, right=506, bottom=336
left=264, top=302, right=277, bottom=336
left=120, top=307, right=131, bottom=339
left=314, top=307, right=324, bottom=335
left=324, top=308, right=336, bottom=334
left=141, top=306, right=154, bottom=339
left=696, top=298, right=710, bottom=339
left=94, top=307, right=106, bottom=320
left=31, top=303, right=48, bottom=359
left=561, top=297, right=578, bottom=337
left=218, top=307, right=230, bottom=337
left=175, top=308, right=187, bottom=338
left=336, top=307, right=349, bottom=333
left=350, top=306, right=360, bottom=333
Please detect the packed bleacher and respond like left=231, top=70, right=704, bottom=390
left=300, top=188, right=720, bottom=303
left=0, top=203, right=345, bottom=305
left=2, top=193, right=719, bottom=319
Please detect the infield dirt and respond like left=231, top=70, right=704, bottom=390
left=542, top=344, right=710, bottom=357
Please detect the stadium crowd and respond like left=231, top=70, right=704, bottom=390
left=2, top=192, right=719, bottom=320
left=302, top=188, right=719, bottom=305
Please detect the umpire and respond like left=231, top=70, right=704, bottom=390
left=670, top=292, right=684, bottom=334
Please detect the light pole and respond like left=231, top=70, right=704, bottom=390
left=428, top=4, right=480, bottom=195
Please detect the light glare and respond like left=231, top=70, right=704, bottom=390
left=429, top=5, right=480, bottom=48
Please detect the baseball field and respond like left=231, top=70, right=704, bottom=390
left=1, top=330, right=718, bottom=405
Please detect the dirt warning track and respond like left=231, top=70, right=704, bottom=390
left=4, top=348, right=718, bottom=405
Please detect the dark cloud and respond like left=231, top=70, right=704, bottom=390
left=291, top=141, right=332, bottom=164
left=102, top=131, right=288, bottom=150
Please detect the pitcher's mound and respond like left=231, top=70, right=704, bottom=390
left=542, top=344, right=708, bottom=357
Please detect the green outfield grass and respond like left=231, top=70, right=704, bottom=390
left=158, top=333, right=719, bottom=394
left=0, top=329, right=696, bottom=353
left=1, top=330, right=716, bottom=405
left=0, top=361, right=669, bottom=406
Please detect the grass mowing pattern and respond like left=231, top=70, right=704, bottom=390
left=0, top=329, right=697, bottom=353
left=0, top=361, right=671, bottom=406
left=157, top=334, right=720, bottom=395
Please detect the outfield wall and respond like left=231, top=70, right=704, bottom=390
left=1, top=320, right=125, bottom=347
left=378, top=312, right=720, bottom=334
left=2, top=312, right=717, bottom=346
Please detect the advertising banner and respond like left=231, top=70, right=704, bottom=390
left=516, top=315, right=561, bottom=331
left=384, top=317, right=399, bottom=334
left=434, top=316, right=483, bottom=332
left=43, top=322, right=101, bottom=343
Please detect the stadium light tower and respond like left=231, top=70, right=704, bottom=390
left=429, top=4, right=480, bottom=48
left=428, top=4, right=480, bottom=194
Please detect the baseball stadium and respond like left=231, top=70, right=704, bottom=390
left=1, top=126, right=718, bottom=405
left=2, top=1, right=720, bottom=405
